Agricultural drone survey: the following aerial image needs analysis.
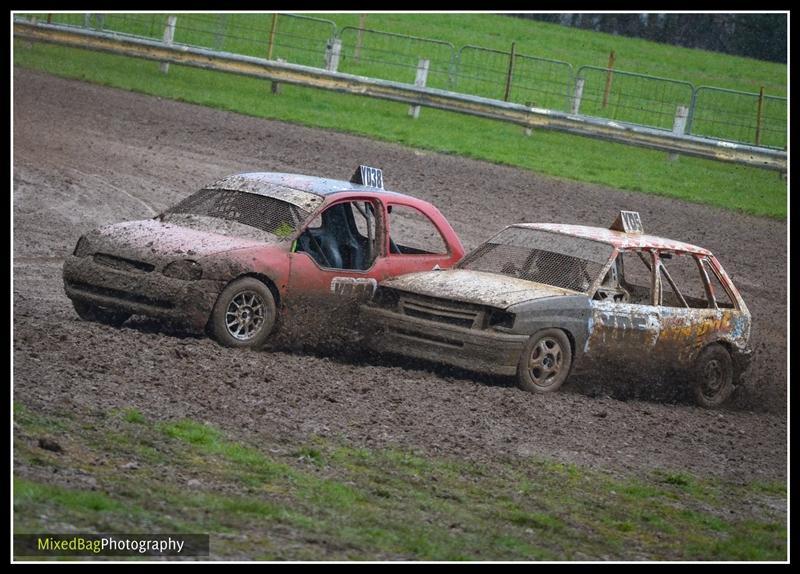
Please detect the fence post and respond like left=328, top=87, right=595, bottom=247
left=271, top=59, right=285, bottom=94
left=504, top=42, right=516, bottom=102
left=571, top=78, right=585, bottom=114
left=524, top=101, right=534, bottom=136
left=325, top=38, right=342, bottom=72
left=408, top=58, right=430, bottom=119
left=267, top=13, right=278, bottom=60
left=160, top=16, right=177, bottom=74
left=354, top=13, right=366, bottom=63
left=602, top=50, right=616, bottom=109
left=755, top=86, right=765, bottom=146
left=668, top=105, right=689, bottom=161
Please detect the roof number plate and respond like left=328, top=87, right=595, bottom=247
left=610, top=210, right=643, bottom=234
left=351, top=165, right=384, bottom=189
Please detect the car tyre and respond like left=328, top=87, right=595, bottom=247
left=691, top=343, right=734, bottom=408
left=210, top=277, right=276, bottom=349
left=72, top=300, right=131, bottom=327
left=517, top=329, right=572, bottom=393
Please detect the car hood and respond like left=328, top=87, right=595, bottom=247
left=84, top=219, right=275, bottom=263
left=381, top=269, right=579, bottom=309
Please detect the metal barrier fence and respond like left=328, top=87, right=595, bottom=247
left=689, top=86, right=788, bottom=150
left=16, top=14, right=788, bottom=151
left=575, top=66, right=695, bottom=131
left=13, top=20, right=786, bottom=171
left=33, top=13, right=336, bottom=68
left=337, top=27, right=455, bottom=89
left=453, top=46, right=574, bottom=112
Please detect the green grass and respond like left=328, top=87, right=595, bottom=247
left=13, top=407, right=787, bottom=560
left=12, top=14, right=787, bottom=218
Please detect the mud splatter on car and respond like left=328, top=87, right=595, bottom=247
left=63, top=167, right=465, bottom=348
left=363, top=212, right=752, bottom=407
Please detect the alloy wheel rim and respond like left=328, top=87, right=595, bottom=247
left=225, top=291, right=266, bottom=341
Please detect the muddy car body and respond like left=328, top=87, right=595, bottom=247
left=362, top=212, right=752, bottom=407
left=63, top=167, right=465, bottom=348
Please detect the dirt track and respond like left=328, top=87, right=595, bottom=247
left=13, top=68, right=787, bottom=482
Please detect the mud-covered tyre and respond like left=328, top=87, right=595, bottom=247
left=516, top=329, right=573, bottom=393
left=691, top=344, right=734, bottom=408
left=72, top=300, right=131, bottom=327
left=209, top=277, right=276, bottom=349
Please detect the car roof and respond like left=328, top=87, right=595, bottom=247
left=209, top=172, right=414, bottom=199
left=513, top=223, right=712, bottom=256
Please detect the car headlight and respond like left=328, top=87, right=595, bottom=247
left=162, top=260, right=203, bottom=280
left=488, top=308, right=515, bottom=329
left=73, top=235, right=92, bottom=258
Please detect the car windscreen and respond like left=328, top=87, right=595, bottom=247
left=161, top=189, right=312, bottom=239
left=456, top=227, right=614, bottom=293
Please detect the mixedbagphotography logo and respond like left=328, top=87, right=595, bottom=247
left=14, top=534, right=210, bottom=557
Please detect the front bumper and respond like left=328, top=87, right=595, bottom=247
left=63, top=255, right=224, bottom=331
left=361, top=305, right=529, bottom=376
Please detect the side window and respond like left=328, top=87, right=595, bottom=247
left=619, top=251, right=653, bottom=305
left=295, top=200, right=380, bottom=271
left=658, top=253, right=709, bottom=309
left=388, top=204, right=447, bottom=255
left=702, top=260, right=736, bottom=309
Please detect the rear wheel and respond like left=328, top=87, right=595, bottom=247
left=72, top=300, right=131, bottom=327
left=209, top=277, right=276, bottom=348
left=692, top=344, right=734, bottom=408
left=516, top=329, right=573, bottom=393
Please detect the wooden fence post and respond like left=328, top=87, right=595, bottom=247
left=602, top=50, right=616, bottom=109
left=504, top=41, right=516, bottom=102
left=267, top=13, right=278, bottom=60
left=355, top=13, right=366, bottom=63
left=755, top=86, right=765, bottom=146
left=408, top=58, right=430, bottom=119
left=160, top=16, right=177, bottom=74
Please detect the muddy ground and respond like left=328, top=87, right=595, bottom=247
left=13, top=68, right=787, bottom=484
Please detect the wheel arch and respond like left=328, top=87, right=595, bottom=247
left=235, top=272, right=281, bottom=309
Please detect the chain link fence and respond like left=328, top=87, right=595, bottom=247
left=453, top=46, right=574, bottom=111
left=18, top=13, right=787, bottom=149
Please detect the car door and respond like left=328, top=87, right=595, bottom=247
left=584, top=249, right=662, bottom=371
left=285, top=198, right=392, bottom=339
left=383, top=201, right=461, bottom=276
left=655, top=251, right=730, bottom=367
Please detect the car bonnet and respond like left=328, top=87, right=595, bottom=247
left=380, top=269, right=579, bottom=309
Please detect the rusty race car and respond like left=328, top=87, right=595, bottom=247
left=63, top=166, right=465, bottom=348
left=362, top=211, right=752, bottom=407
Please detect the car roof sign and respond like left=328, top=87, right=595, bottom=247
left=610, top=210, right=643, bottom=234
left=350, top=165, right=384, bottom=189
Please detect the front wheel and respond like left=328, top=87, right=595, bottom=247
left=72, top=300, right=131, bottom=327
left=209, top=278, right=277, bottom=348
left=516, top=329, right=573, bottom=393
left=691, top=344, right=734, bottom=408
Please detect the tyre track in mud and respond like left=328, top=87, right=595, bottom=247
left=13, top=68, right=787, bottom=481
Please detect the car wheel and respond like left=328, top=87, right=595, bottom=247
left=517, top=329, right=572, bottom=393
left=210, top=277, right=276, bottom=349
left=692, top=344, right=734, bottom=408
left=72, top=300, right=131, bottom=327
